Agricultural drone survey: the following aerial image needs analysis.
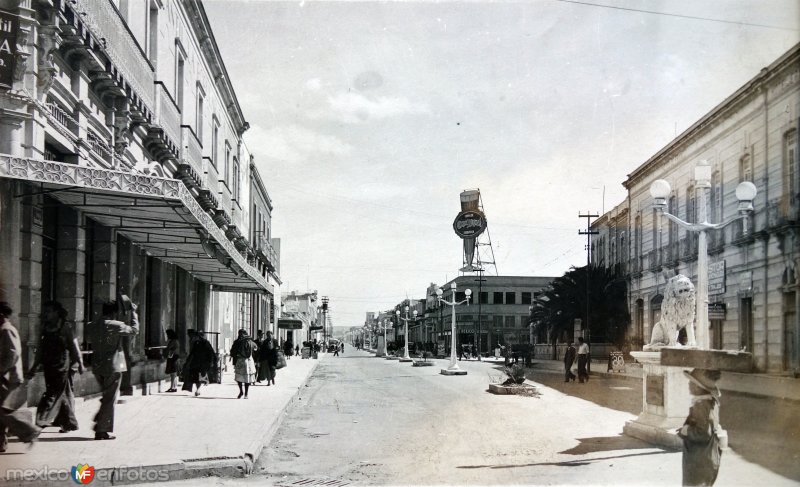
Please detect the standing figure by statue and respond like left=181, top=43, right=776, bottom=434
left=645, top=275, right=696, bottom=351
left=678, top=368, right=723, bottom=486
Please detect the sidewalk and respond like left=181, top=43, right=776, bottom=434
left=1, top=354, right=322, bottom=486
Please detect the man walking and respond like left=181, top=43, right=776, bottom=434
left=564, top=341, right=577, bottom=382
left=577, top=336, right=590, bottom=383
left=89, top=299, right=139, bottom=440
left=0, top=302, right=41, bottom=451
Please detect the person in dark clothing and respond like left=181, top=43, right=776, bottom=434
left=284, top=339, right=294, bottom=359
left=164, top=329, right=180, bottom=392
left=27, top=301, right=84, bottom=432
left=678, top=369, right=723, bottom=486
left=230, top=329, right=258, bottom=398
left=88, top=299, right=139, bottom=440
left=182, top=330, right=215, bottom=397
left=257, top=330, right=278, bottom=386
left=564, top=342, right=577, bottom=383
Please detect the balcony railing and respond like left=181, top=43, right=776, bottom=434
left=646, top=249, right=661, bottom=271
left=156, top=83, right=181, bottom=151
left=707, top=228, right=725, bottom=253
left=180, top=126, right=203, bottom=176
left=71, top=0, right=155, bottom=112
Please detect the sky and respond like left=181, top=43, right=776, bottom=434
left=202, top=0, right=800, bottom=328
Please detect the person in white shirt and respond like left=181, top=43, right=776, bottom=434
left=576, top=336, right=590, bottom=383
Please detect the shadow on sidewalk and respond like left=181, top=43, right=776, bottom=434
left=559, top=435, right=666, bottom=455
left=456, top=450, right=672, bottom=470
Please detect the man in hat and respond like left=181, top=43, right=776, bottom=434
left=88, top=300, right=139, bottom=440
left=677, top=368, right=723, bottom=486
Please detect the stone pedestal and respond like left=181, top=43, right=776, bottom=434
left=623, top=351, right=693, bottom=450
left=440, top=367, right=467, bottom=376
left=624, top=350, right=734, bottom=450
left=375, top=336, right=386, bottom=357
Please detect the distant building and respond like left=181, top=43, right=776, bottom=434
left=281, top=291, right=318, bottom=345
left=427, top=276, right=556, bottom=354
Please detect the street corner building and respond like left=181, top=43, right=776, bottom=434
left=0, top=0, right=280, bottom=401
left=590, top=42, right=800, bottom=375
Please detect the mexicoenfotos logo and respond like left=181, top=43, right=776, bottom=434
left=71, top=464, right=95, bottom=484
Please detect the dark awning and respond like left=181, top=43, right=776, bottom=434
left=1, top=154, right=272, bottom=294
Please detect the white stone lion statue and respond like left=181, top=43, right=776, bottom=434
left=644, top=274, right=696, bottom=350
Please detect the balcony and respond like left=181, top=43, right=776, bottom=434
left=766, top=197, right=799, bottom=234
left=679, top=236, right=698, bottom=262
left=69, top=0, right=155, bottom=114
left=646, top=249, right=661, bottom=272
left=156, top=83, right=181, bottom=152
left=180, top=126, right=203, bottom=176
left=707, top=228, right=725, bottom=255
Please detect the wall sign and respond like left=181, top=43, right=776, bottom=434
left=708, top=260, right=726, bottom=295
left=0, top=9, right=18, bottom=89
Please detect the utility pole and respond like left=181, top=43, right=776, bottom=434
left=322, top=296, right=329, bottom=346
left=474, top=268, right=487, bottom=360
left=579, top=212, right=599, bottom=372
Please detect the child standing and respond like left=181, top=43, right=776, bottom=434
left=678, top=368, right=723, bottom=486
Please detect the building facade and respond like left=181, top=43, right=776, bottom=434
left=430, top=275, right=555, bottom=355
left=280, top=290, right=318, bottom=346
left=592, top=43, right=800, bottom=374
left=0, top=0, right=277, bottom=398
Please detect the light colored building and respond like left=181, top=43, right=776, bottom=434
left=280, top=290, right=318, bottom=346
left=431, top=275, right=555, bottom=355
left=0, top=0, right=274, bottom=397
left=592, top=43, right=800, bottom=374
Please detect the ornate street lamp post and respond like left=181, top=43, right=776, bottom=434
left=396, top=305, right=418, bottom=362
left=649, top=160, right=757, bottom=349
left=436, top=282, right=471, bottom=375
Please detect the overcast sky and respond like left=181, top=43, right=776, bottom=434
left=203, top=0, right=799, bottom=327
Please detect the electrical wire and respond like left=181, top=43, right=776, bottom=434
left=552, top=0, right=799, bottom=32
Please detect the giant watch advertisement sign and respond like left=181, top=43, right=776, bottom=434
left=0, top=10, right=18, bottom=90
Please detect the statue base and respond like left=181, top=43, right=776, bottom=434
left=623, top=351, right=729, bottom=450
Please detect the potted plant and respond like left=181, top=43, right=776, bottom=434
left=488, top=363, right=539, bottom=396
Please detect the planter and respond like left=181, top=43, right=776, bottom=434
left=412, top=361, right=434, bottom=367
left=489, top=382, right=539, bottom=396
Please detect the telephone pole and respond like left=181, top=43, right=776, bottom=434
left=578, top=212, right=599, bottom=354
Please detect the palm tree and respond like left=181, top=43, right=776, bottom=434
left=531, top=265, right=630, bottom=358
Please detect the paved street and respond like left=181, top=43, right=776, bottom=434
left=159, top=348, right=797, bottom=486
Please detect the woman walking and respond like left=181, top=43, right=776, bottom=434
left=164, top=329, right=179, bottom=392
left=182, top=330, right=215, bottom=396
left=257, top=330, right=278, bottom=386
left=27, top=301, right=84, bottom=432
left=230, top=329, right=258, bottom=398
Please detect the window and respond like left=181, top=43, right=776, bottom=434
left=651, top=208, right=659, bottom=251
left=224, top=141, right=231, bottom=185
left=493, top=292, right=504, bottom=305
left=710, top=171, right=721, bottom=224
left=175, top=51, right=185, bottom=114
left=479, top=292, right=489, bottom=305
left=634, top=214, right=642, bottom=259
left=232, top=157, right=240, bottom=202
left=455, top=291, right=466, bottom=303
left=147, top=2, right=158, bottom=64
left=196, top=85, right=204, bottom=143
left=505, top=316, right=515, bottom=328
left=668, top=195, right=678, bottom=247
left=505, top=292, right=516, bottom=304
left=211, top=117, right=219, bottom=168
left=521, top=292, right=532, bottom=305
left=785, top=129, right=797, bottom=203
left=740, top=154, right=752, bottom=183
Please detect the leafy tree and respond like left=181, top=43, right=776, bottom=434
left=530, top=265, right=630, bottom=357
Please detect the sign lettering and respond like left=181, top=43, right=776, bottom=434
left=708, top=260, right=726, bottom=295
left=0, top=9, right=18, bottom=89
left=452, top=210, right=487, bottom=238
